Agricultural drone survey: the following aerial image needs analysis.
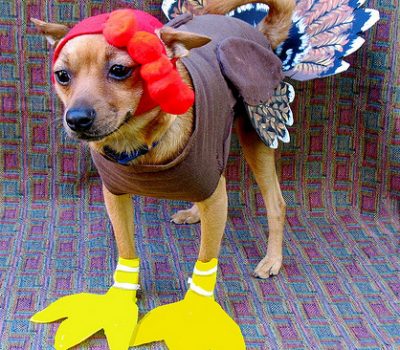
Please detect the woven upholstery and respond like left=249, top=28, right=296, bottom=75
left=0, top=1, right=399, bottom=349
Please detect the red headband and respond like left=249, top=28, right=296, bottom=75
left=53, top=9, right=194, bottom=115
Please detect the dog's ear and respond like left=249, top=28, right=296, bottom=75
left=31, top=18, right=69, bottom=47
left=157, top=26, right=211, bottom=58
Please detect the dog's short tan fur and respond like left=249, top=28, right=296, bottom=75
left=33, top=0, right=295, bottom=278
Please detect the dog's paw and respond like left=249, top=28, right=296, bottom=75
left=171, top=205, right=200, bottom=224
left=253, top=255, right=283, bottom=279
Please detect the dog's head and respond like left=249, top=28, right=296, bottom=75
left=32, top=10, right=210, bottom=145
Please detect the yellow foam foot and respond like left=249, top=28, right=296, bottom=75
left=132, top=291, right=245, bottom=349
left=31, top=256, right=140, bottom=350
left=132, top=258, right=245, bottom=350
left=31, top=287, right=138, bottom=350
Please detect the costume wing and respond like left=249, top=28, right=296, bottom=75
left=162, top=2, right=294, bottom=149
left=246, top=82, right=295, bottom=149
left=217, top=37, right=294, bottom=149
left=276, top=0, right=380, bottom=80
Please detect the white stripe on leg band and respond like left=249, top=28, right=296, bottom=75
left=113, top=259, right=140, bottom=290
left=193, top=266, right=218, bottom=276
left=113, top=281, right=141, bottom=291
left=187, top=278, right=214, bottom=297
left=116, top=264, right=140, bottom=273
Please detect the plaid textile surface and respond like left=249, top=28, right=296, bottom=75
left=0, top=1, right=399, bottom=349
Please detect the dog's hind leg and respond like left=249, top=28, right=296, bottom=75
left=236, top=116, right=286, bottom=278
left=171, top=204, right=200, bottom=224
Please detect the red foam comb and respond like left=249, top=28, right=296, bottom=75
left=103, top=9, right=137, bottom=48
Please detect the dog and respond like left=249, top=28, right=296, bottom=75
left=32, top=0, right=295, bottom=348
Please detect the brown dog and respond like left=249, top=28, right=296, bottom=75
left=32, top=0, right=294, bottom=282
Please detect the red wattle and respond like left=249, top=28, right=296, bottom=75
left=160, top=82, right=195, bottom=115
left=147, top=70, right=194, bottom=115
left=140, top=55, right=173, bottom=81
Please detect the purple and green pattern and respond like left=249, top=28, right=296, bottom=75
left=0, top=0, right=399, bottom=349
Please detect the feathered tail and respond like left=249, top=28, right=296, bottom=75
left=163, top=0, right=379, bottom=81
left=276, top=0, right=380, bottom=80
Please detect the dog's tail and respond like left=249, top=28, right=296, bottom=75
left=204, top=0, right=295, bottom=49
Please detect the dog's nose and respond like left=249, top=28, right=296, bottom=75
left=65, top=108, right=96, bottom=132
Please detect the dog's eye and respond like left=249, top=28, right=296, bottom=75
left=55, top=70, right=71, bottom=86
left=109, top=65, right=133, bottom=80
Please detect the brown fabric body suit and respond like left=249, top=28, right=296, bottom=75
left=91, top=14, right=283, bottom=202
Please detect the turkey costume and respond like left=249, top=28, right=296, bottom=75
left=32, top=3, right=380, bottom=350
left=54, top=11, right=285, bottom=202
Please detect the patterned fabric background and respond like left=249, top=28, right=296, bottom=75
left=0, top=1, right=399, bottom=349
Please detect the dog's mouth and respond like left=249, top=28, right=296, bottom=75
left=69, top=111, right=133, bottom=142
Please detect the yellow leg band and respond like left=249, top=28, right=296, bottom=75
left=188, top=258, right=218, bottom=298
left=113, top=257, right=140, bottom=290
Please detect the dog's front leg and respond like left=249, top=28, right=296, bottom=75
left=103, top=184, right=136, bottom=259
left=132, top=176, right=245, bottom=350
left=31, top=185, right=139, bottom=350
left=196, top=175, right=228, bottom=261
